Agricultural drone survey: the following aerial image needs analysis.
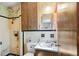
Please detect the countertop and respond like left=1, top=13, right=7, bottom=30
left=34, top=42, right=77, bottom=56
left=34, top=42, right=58, bottom=52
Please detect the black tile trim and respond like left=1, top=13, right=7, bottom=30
left=22, top=30, right=56, bottom=32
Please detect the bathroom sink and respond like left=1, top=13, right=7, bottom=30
left=35, top=41, right=59, bottom=52
left=38, top=42, right=54, bottom=48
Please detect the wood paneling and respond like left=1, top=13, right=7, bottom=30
left=27, top=3, right=37, bottom=30
left=21, top=2, right=37, bottom=31
left=34, top=49, right=58, bottom=56
left=21, top=2, right=28, bottom=30
left=57, top=3, right=77, bottom=31
left=57, top=3, right=77, bottom=56
left=77, top=2, right=79, bottom=56
left=34, top=49, right=72, bottom=56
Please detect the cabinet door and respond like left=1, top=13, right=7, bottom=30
left=21, top=2, right=37, bottom=31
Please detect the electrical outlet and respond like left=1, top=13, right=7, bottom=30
left=41, top=34, right=45, bottom=37
left=50, top=34, right=54, bottom=38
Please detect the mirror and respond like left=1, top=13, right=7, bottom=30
left=40, top=14, right=53, bottom=30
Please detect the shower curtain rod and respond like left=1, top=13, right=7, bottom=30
left=0, top=14, right=21, bottom=19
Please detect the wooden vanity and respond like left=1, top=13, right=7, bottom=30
left=34, top=49, right=58, bottom=56
left=34, top=49, right=73, bottom=56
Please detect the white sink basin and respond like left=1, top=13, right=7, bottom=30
left=35, top=42, right=59, bottom=52
left=39, top=42, right=53, bottom=48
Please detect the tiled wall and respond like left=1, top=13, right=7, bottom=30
left=23, top=31, right=77, bottom=55
left=24, top=31, right=57, bottom=43
left=23, top=31, right=57, bottom=54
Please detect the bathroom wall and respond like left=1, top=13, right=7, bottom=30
left=24, top=31, right=57, bottom=54
left=57, top=3, right=77, bottom=55
left=58, top=31, right=77, bottom=55
left=24, top=31, right=57, bottom=42
left=23, top=3, right=58, bottom=54
left=0, top=4, right=10, bottom=55
left=9, top=17, right=21, bottom=55
left=8, top=3, right=21, bottom=55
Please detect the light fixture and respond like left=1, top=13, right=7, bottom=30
left=45, top=6, right=52, bottom=12
left=58, top=3, right=68, bottom=10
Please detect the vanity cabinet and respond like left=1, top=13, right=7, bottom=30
left=34, top=49, right=58, bottom=56
left=21, top=2, right=37, bottom=31
left=34, top=49, right=72, bottom=56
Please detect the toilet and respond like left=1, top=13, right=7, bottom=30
left=24, top=43, right=35, bottom=56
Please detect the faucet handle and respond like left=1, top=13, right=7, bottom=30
left=52, top=41, right=57, bottom=43
left=55, top=44, right=61, bottom=47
